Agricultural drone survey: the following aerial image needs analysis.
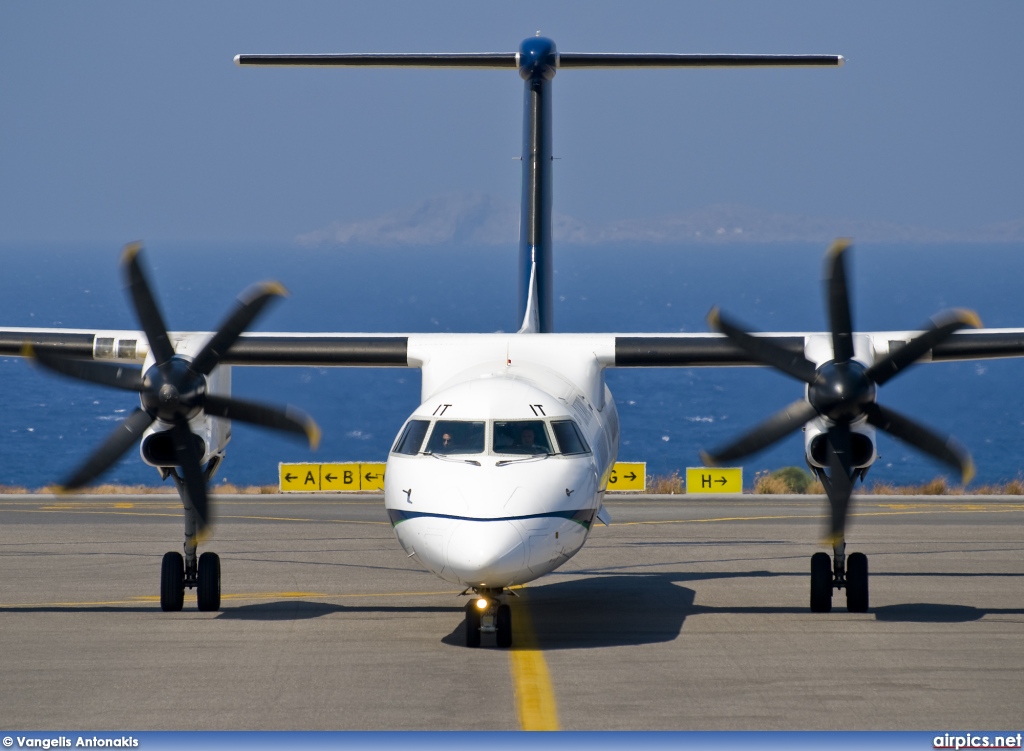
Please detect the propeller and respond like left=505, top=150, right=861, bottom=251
left=700, top=239, right=978, bottom=540
left=28, top=242, right=320, bottom=529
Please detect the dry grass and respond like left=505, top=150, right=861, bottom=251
left=753, top=471, right=791, bottom=494
left=211, top=483, right=279, bottom=495
left=868, top=477, right=960, bottom=495
left=967, top=475, right=1024, bottom=495
left=30, top=484, right=177, bottom=495
left=647, top=471, right=684, bottom=494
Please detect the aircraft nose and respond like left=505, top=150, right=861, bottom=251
left=446, top=520, right=526, bottom=587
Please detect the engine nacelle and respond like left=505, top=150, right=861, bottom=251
left=137, top=337, right=232, bottom=469
left=804, top=417, right=877, bottom=470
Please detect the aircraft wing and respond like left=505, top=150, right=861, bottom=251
left=610, top=329, right=1024, bottom=366
left=0, top=328, right=410, bottom=366
left=5, top=327, right=1024, bottom=368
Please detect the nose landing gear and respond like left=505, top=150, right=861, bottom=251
left=810, top=541, right=869, bottom=613
left=158, top=464, right=222, bottom=612
left=464, top=588, right=513, bottom=648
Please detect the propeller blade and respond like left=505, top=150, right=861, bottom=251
left=171, top=420, right=211, bottom=529
left=204, top=394, right=321, bottom=449
left=824, top=239, right=855, bottom=363
left=190, top=281, right=288, bottom=376
left=707, top=307, right=817, bottom=384
left=701, top=399, right=818, bottom=466
left=863, top=402, right=975, bottom=483
left=122, top=243, right=176, bottom=366
left=61, top=408, right=155, bottom=490
left=27, top=345, right=144, bottom=392
left=824, top=423, right=854, bottom=540
left=866, top=309, right=982, bottom=386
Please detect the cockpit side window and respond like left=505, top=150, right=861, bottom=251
left=551, top=419, right=590, bottom=455
left=393, top=419, right=430, bottom=455
left=493, top=420, right=553, bottom=455
left=426, top=420, right=485, bottom=455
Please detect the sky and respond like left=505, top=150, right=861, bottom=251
left=1, top=1, right=1022, bottom=246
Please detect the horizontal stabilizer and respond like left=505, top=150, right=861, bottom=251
left=558, top=53, right=844, bottom=68
left=234, top=53, right=517, bottom=68
left=235, top=52, right=843, bottom=69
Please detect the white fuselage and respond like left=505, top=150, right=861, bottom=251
left=384, top=335, right=619, bottom=589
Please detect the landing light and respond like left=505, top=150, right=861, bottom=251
left=475, top=598, right=489, bottom=610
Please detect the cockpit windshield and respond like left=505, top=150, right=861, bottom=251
left=425, top=420, right=486, bottom=455
left=550, top=419, right=590, bottom=455
left=493, top=420, right=553, bottom=455
left=391, top=417, right=590, bottom=458
left=392, top=419, right=430, bottom=455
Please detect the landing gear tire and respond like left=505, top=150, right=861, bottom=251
left=160, top=551, right=185, bottom=612
left=496, top=603, right=512, bottom=649
left=464, top=601, right=482, bottom=648
left=845, top=551, right=869, bottom=613
left=197, top=551, right=221, bottom=612
left=810, top=551, right=833, bottom=613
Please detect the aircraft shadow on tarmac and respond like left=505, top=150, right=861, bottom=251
left=4, top=571, right=1019, bottom=631
left=441, top=571, right=1024, bottom=650
left=216, top=600, right=462, bottom=621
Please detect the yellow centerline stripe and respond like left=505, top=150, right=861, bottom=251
left=509, top=591, right=560, bottom=731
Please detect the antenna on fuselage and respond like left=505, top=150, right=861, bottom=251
left=235, top=40, right=843, bottom=334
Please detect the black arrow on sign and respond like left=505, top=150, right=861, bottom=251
left=365, top=472, right=382, bottom=482
left=625, top=472, right=637, bottom=482
left=716, top=477, right=728, bottom=485
left=324, top=473, right=337, bottom=483
left=284, top=473, right=297, bottom=482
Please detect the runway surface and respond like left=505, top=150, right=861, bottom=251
left=1, top=492, right=1022, bottom=731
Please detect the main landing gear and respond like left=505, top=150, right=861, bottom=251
left=810, top=540, right=869, bottom=613
left=464, top=588, right=513, bottom=648
left=158, top=462, right=222, bottom=613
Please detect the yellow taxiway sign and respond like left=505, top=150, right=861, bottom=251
left=686, top=467, right=743, bottom=493
left=608, top=462, right=646, bottom=492
left=279, top=462, right=386, bottom=492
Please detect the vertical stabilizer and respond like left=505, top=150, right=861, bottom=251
left=517, top=36, right=557, bottom=334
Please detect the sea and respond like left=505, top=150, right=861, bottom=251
left=2, top=241, right=1023, bottom=490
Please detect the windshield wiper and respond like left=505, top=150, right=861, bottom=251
left=428, top=453, right=481, bottom=466
left=495, top=454, right=550, bottom=467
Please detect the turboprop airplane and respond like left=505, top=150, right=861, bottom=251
left=4, top=35, right=1024, bottom=647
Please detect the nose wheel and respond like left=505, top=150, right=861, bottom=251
left=159, top=549, right=221, bottom=612
left=464, top=590, right=513, bottom=648
left=810, top=544, right=869, bottom=613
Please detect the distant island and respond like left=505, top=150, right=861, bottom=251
left=296, top=193, right=1024, bottom=248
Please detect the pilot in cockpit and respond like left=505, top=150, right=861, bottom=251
left=517, top=427, right=543, bottom=453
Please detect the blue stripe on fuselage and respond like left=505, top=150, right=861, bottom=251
left=387, top=507, right=595, bottom=528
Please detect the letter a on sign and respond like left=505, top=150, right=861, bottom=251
left=279, top=463, right=321, bottom=492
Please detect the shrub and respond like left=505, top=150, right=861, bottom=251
left=647, top=471, right=683, bottom=494
left=753, top=470, right=790, bottom=494
left=754, top=467, right=815, bottom=494
left=771, top=466, right=814, bottom=494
